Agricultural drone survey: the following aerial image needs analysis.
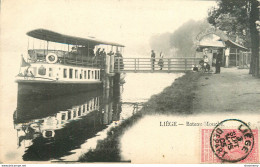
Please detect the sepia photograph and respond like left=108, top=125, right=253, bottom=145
left=0, top=0, right=259, bottom=165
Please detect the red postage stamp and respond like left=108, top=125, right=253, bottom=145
left=201, top=119, right=259, bottom=163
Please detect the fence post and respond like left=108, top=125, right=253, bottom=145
left=185, top=58, right=187, bottom=72
left=235, top=49, right=238, bottom=67
left=134, top=58, right=136, bottom=72
left=138, top=59, right=139, bottom=70
left=168, top=58, right=170, bottom=72
left=242, top=52, right=244, bottom=69
left=118, top=57, right=120, bottom=73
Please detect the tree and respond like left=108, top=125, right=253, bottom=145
left=208, top=0, right=259, bottom=77
left=149, top=19, right=211, bottom=57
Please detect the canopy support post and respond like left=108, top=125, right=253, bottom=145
left=76, top=43, right=78, bottom=66
left=27, top=37, right=29, bottom=62
left=88, top=42, right=89, bottom=67
left=81, top=45, right=83, bottom=65
left=235, top=49, right=238, bottom=67
left=68, top=44, right=70, bottom=65
left=47, top=41, right=49, bottom=55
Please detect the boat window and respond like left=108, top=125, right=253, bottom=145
left=84, top=71, right=87, bottom=79
left=90, top=100, right=93, bottom=110
left=73, top=109, right=76, bottom=117
left=87, top=103, right=89, bottom=111
left=88, top=70, right=90, bottom=79
left=38, top=66, right=46, bottom=76
left=82, top=105, right=85, bottom=113
left=68, top=110, right=71, bottom=120
left=75, top=70, right=78, bottom=79
left=80, top=70, right=83, bottom=79
left=49, top=68, right=53, bottom=77
left=69, top=69, right=73, bottom=79
left=78, top=107, right=81, bottom=116
left=61, top=113, right=66, bottom=120
left=63, top=69, right=67, bottom=78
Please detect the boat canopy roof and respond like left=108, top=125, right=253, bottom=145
left=27, top=29, right=124, bottom=47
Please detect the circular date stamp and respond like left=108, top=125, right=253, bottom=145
left=210, top=119, right=254, bottom=162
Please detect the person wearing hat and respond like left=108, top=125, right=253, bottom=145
left=158, top=51, right=164, bottom=70
left=151, top=50, right=156, bottom=70
left=215, top=49, right=222, bottom=73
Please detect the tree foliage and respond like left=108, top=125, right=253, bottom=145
left=149, top=20, right=211, bottom=57
left=208, top=0, right=259, bottom=76
left=208, top=0, right=251, bottom=46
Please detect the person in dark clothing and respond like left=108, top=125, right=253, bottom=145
left=100, top=48, right=106, bottom=57
left=215, top=49, right=222, bottom=74
left=151, top=50, right=156, bottom=70
left=96, top=48, right=101, bottom=57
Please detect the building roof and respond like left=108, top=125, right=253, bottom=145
left=198, top=40, right=225, bottom=48
left=198, top=39, right=248, bottom=51
left=225, top=40, right=248, bottom=51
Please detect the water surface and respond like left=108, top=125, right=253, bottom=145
left=0, top=73, right=183, bottom=162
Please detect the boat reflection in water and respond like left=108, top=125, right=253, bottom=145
left=13, top=80, right=125, bottom=161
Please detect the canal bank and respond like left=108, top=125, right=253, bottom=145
left=78, top=72, right=201, bottom=162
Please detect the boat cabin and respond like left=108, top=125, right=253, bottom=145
left=18, top=29, right=124, bottom=83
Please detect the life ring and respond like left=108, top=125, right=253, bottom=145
left=46, top=53, right=58, bottom=64
left=42, top=130, right=55, bottom=138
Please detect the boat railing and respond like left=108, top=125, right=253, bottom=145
left=27, top=49, right=105, bottom=68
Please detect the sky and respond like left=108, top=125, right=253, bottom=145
left=0, top=0, right=216, bottom=83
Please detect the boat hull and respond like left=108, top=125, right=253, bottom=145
left=17, top=81, right=103, bottom=97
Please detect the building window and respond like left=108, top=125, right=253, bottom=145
left=95, top=70, right=97, bottom=79
left=63, top=69, right=67, bottom=78
left=92, top=71, right=94, bottom=79
left=97, top=70, right=100, bottom=79
left=69, top=69, right=73, bottom=79
left=75, top=70, right=78, bottom=79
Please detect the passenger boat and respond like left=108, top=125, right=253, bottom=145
left=16, top=29, right=124, bottom=95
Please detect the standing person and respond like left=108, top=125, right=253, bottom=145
left=215, top=49, right=222, bottom=74
left=203, top=54, right=210, bottom=72
left=151, top=50, right=156, bottom=70
left=95, top=48, right=101, bottom=57
left=158, top=51, right=164, bottom=70
left=95, top=48, right=101, bottom=62
left=100, top=48, right=106, bottom=57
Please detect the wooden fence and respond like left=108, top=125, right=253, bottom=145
left=114, top=57, right=202, bottom=73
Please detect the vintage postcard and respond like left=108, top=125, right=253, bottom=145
left=0, top=0, right=259, bottom=165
